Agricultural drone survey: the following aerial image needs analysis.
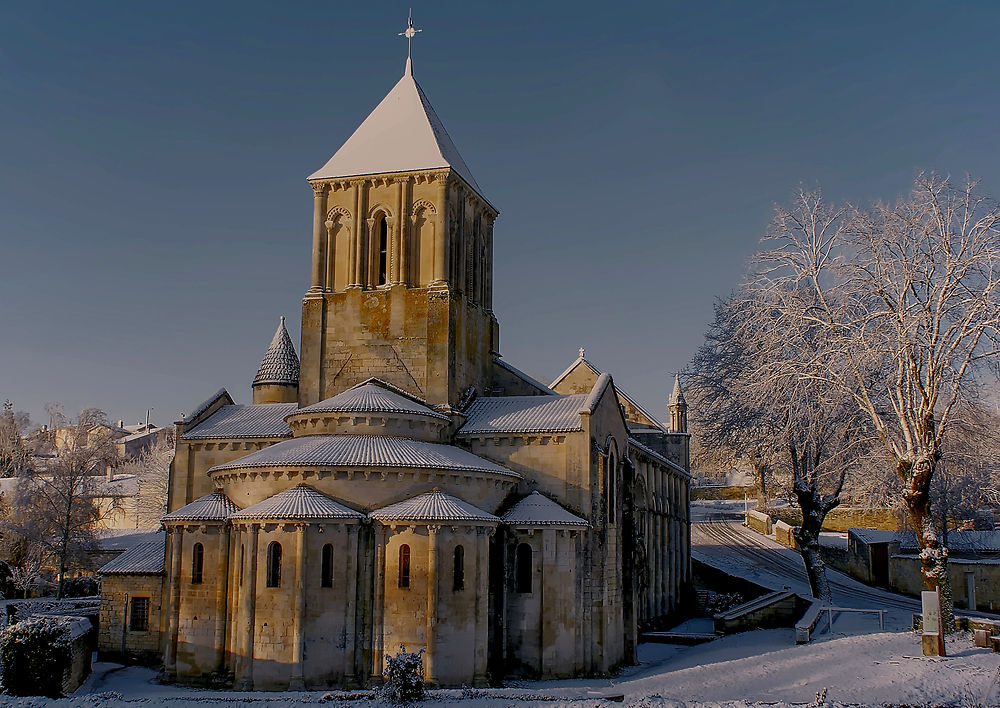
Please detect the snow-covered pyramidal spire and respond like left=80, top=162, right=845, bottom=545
left=308, top=61, right=484, bottom=198
left=254, top=316, right=299, bottom=387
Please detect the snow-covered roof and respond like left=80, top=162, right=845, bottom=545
left=95, top=528, right=164, bottom=552
left=162, top=491, right=239, bottom=523
left=178, top=388, right=234, bottom=425
left=848, top=528, right=912, bottom=546
left=627, top=436, right=690, bottom=478
left=99, top=539, right=165, bottom=575
left=309, top=61, right=487, bottom=204
left=209, top=434, right=519, bottom=478
left=295, top=379, right=448, bottom=421
left=492, top=358, right=557, bottom=396
left=670, top=373, right=686, bottom=406
left=181, top=403, right=296, bottom=440
left=502, top=491, right=589, bottom=528
left=254, top=316, right=300, bottom=386
left=370, top=489, right=498, bottom=524
left=229, top=484, right=364, bottom=522
left=457, top=394, right=587, bottom=435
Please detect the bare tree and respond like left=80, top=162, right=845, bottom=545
left=116, top=438, right=173, bottom=527
left=9, top=407, right=117, bottom=598
left=0, top=400, right=31, bottom=477
left=755, top=176, right=1000, bottom=627
left=689, top=290, right=870, bottom=600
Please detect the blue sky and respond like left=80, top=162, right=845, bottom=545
left=3, top=1, right=1000, bottom=427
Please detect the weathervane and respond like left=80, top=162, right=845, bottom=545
left=399, top=9, right=422, bottom=62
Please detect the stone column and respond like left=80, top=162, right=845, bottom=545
left=350, top=181, right=365, bottom=287
left=290, top=524, right=307, bottom=689
left=214, top=525, right=230, bottom=672
left=371, top=527, right=386, bottom=681
left=310, top=183, right=328, bottom=293
left=425, top=525, right=440, bottom=685
left=163, top=525, right=183, bottom=680
left=399, top=179, right=411, bottom=285
left=391, top=178, right=404, bottom=284
left=432, top=177, right=448, bottom=285
left=343, top=525, right=358, bottom=686
left=325, top=218, right=337, bottom=292
left=540, top=528, right=557, bottom=675
left=485, top=218, right=494, bottom=310
left=236, top=524, right=259, bottom=690
left=473, top=527, right=489, bottom=686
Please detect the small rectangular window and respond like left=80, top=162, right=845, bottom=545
left=130, top=596, right=150, bottom=632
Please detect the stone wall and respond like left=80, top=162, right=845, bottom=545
left=98, top=573, right=164, bottom=664
left=745, top=509, right=773, bottom=535
left=890, top=555, right=1000, bottom=612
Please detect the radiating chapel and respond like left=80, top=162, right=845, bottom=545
left=99, top=45, right=692, bottom=690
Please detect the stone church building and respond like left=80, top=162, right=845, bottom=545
left=99, top=54, right=692, bottom=690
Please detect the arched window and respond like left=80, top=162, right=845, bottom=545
left=453, top=545, right=465, bottom=591
left=321, top=543, right=334, bottom=588
left=515, top=543, right=532, bottom=593
left=398, top=544, right=410, bottom=588
left=377, top=215, right=389, bottom=286
left=191, top=543, right=204, bottom=584
left=266, top=541, right=282, bottom=588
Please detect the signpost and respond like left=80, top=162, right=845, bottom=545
left=921, top=590, right=946, bottom=656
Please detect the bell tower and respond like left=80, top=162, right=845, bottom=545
left=298, top=57, right=499, bottom=410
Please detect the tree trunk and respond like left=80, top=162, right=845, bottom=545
left=900, top=456, right=957, bottom=633
left=792, top=492, right=833, bottom=602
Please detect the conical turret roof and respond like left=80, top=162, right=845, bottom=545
left=296, top=378, right=448, bottom=421
left=670, top=374, right=686, bottom=406
left=254, top=317, right=299, bottom=386
left=308, top=62, right=485, bottom=201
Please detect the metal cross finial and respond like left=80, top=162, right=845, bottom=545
left=579, top=347, right=586, bottom=359
left=399, top=9, right=422, bottom=61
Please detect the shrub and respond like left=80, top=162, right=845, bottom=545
left=376, top=644, right=425, bottom=703
left=0, top=616, right=73, bottom=697
left=60, top=575, right=99, bottom=598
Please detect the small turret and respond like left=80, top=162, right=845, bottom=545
left=668, top=374, right=687, bottom=434
left=252, top=317, right=300, bottom=404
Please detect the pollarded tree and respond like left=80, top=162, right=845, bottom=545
left=755, top=177, right=1000, bottom=627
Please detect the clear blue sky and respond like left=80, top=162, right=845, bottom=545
left=3, top=1, right=1000, bottom=427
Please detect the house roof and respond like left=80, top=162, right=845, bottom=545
left=209, top=434, right=519, bottom=478
left=370, top=489, right=498, bottom=524
left=98, top=539, right=165, bottom=575
left=254, top=317, right=300, bottom=386
left=502, top=492, right=588, bottom=528
left=181, top=403, right=296, bottom=440
left=308, top=61, right=487, bottom=205
left=296, top=379, right=448, bottom=421
left=162, top=491, right=239, bottom=523
left=457, top=394, right=587, bottom=435
left=229, top=484, right=364, bottom=522
left=178, top=388, right=234, bottom=425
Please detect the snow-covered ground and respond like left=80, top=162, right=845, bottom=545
left=0, top=626, right=991, bottom=707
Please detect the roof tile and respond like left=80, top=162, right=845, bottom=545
left=502, top=491, right=589, bottom=528
left=458, top=395, right=586, bottom=435
left=182, top=403, right=296, bottom=440
left=163, top=491, right=239, bottom=523
left=370, top=489, right=497, bottom=524
left=229, top=484, right=363, bottom=521
left=254, top=317, right=300, bottom=386
left=297, top=380, right=448, bottom=421
left=99, top=539, right=165, bottom=575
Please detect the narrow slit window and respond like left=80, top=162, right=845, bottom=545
left=266, top=541, right=282, bottom=588
left=377, top=216, right=388, bottom=286
left=398, top=544, right=410, bottom=588
left=515, top=543, right=532, bottom=593
left=453, top=545, right=465, bottom=591
left=321, top=543, right=334, bottom=588
left=191, top=542, right=204, bottom=584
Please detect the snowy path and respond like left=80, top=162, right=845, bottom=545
left=692, top=515, right=920, bottom=629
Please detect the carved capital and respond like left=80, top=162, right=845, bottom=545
left=312, top=182, right=329, bottom=197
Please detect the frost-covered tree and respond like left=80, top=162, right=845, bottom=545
left=754, top=177, right=1000, bottom=628
left=0, top=400, right=31, bottom=477
left=115, top=437, right=173, bottom=527
left=689, top=290, right=870, bottom=600
left=6, top=407, right=116, bottom=598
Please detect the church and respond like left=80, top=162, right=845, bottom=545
left=98, top=42, right=692, bottom=690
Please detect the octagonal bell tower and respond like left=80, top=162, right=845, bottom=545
left=299, top=57, right=499, bottom=410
